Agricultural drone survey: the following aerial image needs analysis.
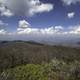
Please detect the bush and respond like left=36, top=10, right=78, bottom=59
left=0, top=59, right=80, bottom=80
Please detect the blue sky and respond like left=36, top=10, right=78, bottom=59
left=0, top=0, right=80, bottom=42
left=0, top=0, right=80, bottom=29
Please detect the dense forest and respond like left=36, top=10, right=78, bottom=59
left=0, top=41, right=80, bottom=80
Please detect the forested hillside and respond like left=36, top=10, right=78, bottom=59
left=0, top=41, right=80, bottom=80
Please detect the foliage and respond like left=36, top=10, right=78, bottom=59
left=0, top=59, right=80, bottom=80
left=0, top=41, right=80, bottom=72
left=0, top=41, right=80, bottom=80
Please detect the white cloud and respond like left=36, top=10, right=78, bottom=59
left=17, top=20, right=31, bottom=34
left=17, top=20, right=65, bottom=35
left=1, top=9, right=13, bottom=17
left=67, top=12, right=75, bottom=18
left=19, top=20, right=30, bottom=28
left=16, top=20, right=80, bottom=35
left=69, top=25, right=80, bottom=34
left=0, top=29, right=6, bottom=34
left=30, top=3, right=53, bottom=15
left=0, top=0, right=53, bottom=17
left=62, top=0, right=80, bottom=5
left=0, top=2, right=13, bottom=17
left=0, top=20, right=80, bottom=36
left=55, top=26, right=63, bottom=31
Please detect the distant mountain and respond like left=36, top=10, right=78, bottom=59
left=0, top=40, right=80, bottom=48
left=0, top=40, right=44, bottom=46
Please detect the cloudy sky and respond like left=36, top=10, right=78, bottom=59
left=0, top=0, right=80, bottom=42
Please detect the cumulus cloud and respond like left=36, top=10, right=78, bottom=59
left=17, top=20, right=31, bottom=34
left=16, top=20, right=80, bottom=35
left=17, top=20, right=64, bottom=35
left=0, top=20, right=80, bottom=36
left=0, top=1, right=13, bottom=17
left=0, top=0, right=53, bottom=17
left=67, top=12, right=75, bottom=18
left=19, top=20, right=30, bottom=28
left=62, top=0, right=80, bottom=5
left=69, top=25, right=80, bottom=34
left=0, top=29, right=6, bottom=34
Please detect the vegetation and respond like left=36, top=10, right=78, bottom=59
left=0, top=59, right=80, bottom=80
left=0, top=41, right=80, bottom=80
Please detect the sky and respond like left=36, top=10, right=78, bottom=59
left=0, top=0, right=80, bottom=42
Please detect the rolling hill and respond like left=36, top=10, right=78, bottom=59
left=0, top=41, right=80, bottom=70
left=0, top=41, right=80, bottom=80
